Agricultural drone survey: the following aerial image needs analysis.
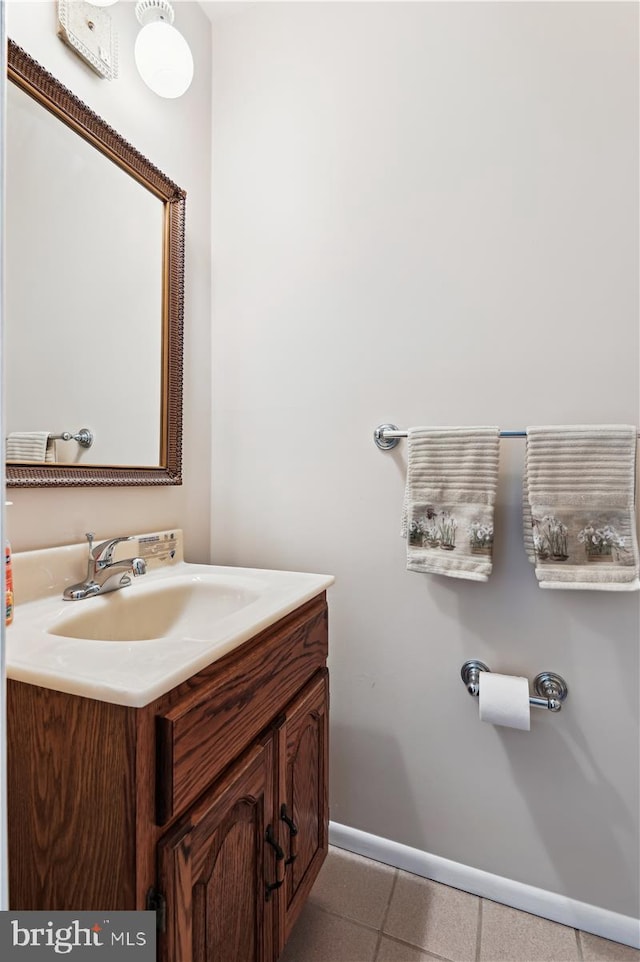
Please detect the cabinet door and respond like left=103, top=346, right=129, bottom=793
left=158, top=734, right=280, bottom=962
left=278, top=670, right=329, bottom=950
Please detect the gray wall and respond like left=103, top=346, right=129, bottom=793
left=209, top=1, right=639, bottom=916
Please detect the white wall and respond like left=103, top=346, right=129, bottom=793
left=210, top=1, right=639, bottom=917
left=5, top=0, right=212, bottom=559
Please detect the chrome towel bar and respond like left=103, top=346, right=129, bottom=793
left=374, top=423, right=639, bottom=450
left=374, top=423, right=523, bottom=449
left=460, top=660, right=568, bottom=713
left=50, top=428, right=94, bottom=448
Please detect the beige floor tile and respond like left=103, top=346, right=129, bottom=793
left=279, top=903, right=379, bottom=962
left=309, top=847, right=397, bottom=927
left=376, top=935, right=442, bottom=961
left=480, top=899, right=580, bottom=962
left=383, top=871, right=479, bottom=962
left=580, top=932, right=640, bottom=961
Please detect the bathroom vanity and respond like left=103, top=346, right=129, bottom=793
left=6, top=535, right=332, bottom=962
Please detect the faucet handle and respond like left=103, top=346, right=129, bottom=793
left=91, top=534, right=135, bottom=565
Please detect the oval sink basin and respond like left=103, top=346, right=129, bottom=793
left=49, top=577, right=261, bottom=642
left=7, top=560, right=334, bottom=707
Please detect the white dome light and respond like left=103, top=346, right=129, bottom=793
left=86, top=0, right=119, bottom=6
left=134, top=21, right=193, bottom=98
left=134, top=1, right=193, bottom=99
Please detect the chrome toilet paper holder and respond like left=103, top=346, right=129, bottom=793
left=460, top=660, right=568, bottom=713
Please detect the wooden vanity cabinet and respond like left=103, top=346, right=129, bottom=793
left=7, top=593, right=329, bottom=962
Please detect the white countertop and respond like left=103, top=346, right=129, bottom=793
left=7, top=531, right=334, bottom=707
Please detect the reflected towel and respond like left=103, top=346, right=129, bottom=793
left=401, top=427, right=500, bottom=581
left=523, top=425, right=639, bottom=590
left=6, top=431, right=56, bottom=463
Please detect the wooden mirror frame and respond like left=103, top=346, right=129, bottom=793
left=6, top=40, right=185, bottom=487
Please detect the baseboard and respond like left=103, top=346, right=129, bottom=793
left=329, top=822, right=640, bottom=950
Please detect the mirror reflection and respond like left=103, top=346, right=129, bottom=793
left=6, top=81, right=164, bottom=467
left=6, top=40, right=185, bottom=487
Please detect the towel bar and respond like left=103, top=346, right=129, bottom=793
left=374, top=423, right=525, bottom=449
left=460, top=660, right=568, bottom=712
left=50, top=428, right=94, bottom=448
left=374, top=423, right=639, bottom=450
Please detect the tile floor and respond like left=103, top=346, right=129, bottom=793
left=280, top=847, right=640, bottom=962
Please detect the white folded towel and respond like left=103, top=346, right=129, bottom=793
left=401, top=427, right=500, bottom=581
left=523, top=425, right=639, bottom=590
left=6, top=431, right=56, bottom=463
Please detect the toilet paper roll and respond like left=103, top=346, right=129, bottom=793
left=478, top=672, right=531, bottom=731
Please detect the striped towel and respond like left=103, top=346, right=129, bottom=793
left=6, top=431, right=56, bottom=463
left=401, top=427, right=500, bottom=581
left=523, top=425, right=639, bottom=590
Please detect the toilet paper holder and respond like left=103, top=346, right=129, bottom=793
left=460, top=660, right=568, bottom=712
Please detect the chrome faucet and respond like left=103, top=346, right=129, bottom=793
left=63, top=532, right=147, bottom=601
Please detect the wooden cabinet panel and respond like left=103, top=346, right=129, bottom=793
left=158, top=735, right=278, bottom=962
left=278, top=670, right=329, bottom=950
left=157, top=599, right=328, bottom=824
left=7, top=682, right=137, bottom=911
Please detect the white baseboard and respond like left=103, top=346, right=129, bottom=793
left=329, top=822, right=640, bottom=950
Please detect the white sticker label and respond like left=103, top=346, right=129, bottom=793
left=137, top=533, right=177, bottom=563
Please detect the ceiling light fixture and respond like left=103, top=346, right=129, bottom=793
left=134, top=0, right=194, bottom=99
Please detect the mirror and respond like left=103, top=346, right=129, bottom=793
left=5, top=40, right=185, bottom=487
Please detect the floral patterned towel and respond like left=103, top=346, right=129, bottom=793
left=401, top=427, right=500, bottom=581
left=523, top=425, right=639, bottom=591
